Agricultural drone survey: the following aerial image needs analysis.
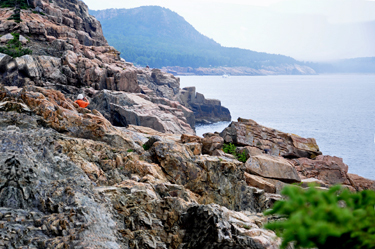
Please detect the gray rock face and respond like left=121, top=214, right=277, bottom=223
left=89, top=89, right=195, bottom=135
left=220, top=118, right=321, bottom=159
left=177, top=86, right=231, bottom=124
left=245, top=154, right=301, bottom=183
left=28, top=0, right=107, bottom=47
left=180, top=204, right=281, bottom=249
left=0, top=126, right=121, bottom=248
left=0, top=33, right=14, bottom=43
left=292, top=155, right=351, bottom=185
left=0, top=52, right=140, bottom=93
left=15, top=55, right=40, bottom=78
left=137, top=70, right=231, bottom=125
left=137, top=68, right=180, bottom=100
left=151, top=68, right=180, bottom=94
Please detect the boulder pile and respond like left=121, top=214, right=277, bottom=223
left=219, top=118, right=373, bottom=193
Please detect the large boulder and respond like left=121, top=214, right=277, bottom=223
left=89, top=89, right=195, bottom=135
left=221, top=118, right=321, bottom=159
left=201, top=132, right=224, bottom=155
left=348, top=174, right=375, bottom=191
left=245, top=154, right=301, bottom=183
left=151, top=68, right=180, bottom=94
left=177, top=86, right=231, bottom=124
left=0, top=53, right=12, bottom=72
left=244, top=173, right=277, bottom=193
left=292, top=155, right=352, bottom=186
left=137, top=68, right=180, bottom=100
left=15, top=55, right=40, bottom=78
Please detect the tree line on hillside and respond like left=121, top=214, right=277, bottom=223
left=91, top=7, right=375, bottom=73
left=90, top=8, right=297, bottom=69
left=109, top=38, right=296, bottom=68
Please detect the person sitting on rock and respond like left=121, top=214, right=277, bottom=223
left=75, top=94, right=90, bottom=108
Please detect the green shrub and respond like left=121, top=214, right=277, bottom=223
left=32, top=10, right=45, bottom=15
left=264, top=185, right=375, bottom=249
left=0, top=32, right=32, bottom=58
left=142, top=144, right=150, bottom=151
left=127, top=149, right=133, bottom=153
left=223, top=143, right=236, bottom=154
left=223, top=143, right=247, bottom=163
left=237, top=150, right=247, bottom=163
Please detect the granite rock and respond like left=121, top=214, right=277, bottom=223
left=201, top=132, right=224, bottom=155
left=0, top=84, right=282, bottom=248
left=245, top=154, right=301, bottom=183
left=180, top=204, right=281, bottom=249
left=348, top=173, right=375, bottom=191
left=292, top=155, right=352, bottom=186
left=221, top=118, right=321, bottom=159
left=177, top=86, right=231, bottom=124
left=89, top=89, right=195, bottom=135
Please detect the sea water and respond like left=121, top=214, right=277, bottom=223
left=179, top=75, right=375, bottom=180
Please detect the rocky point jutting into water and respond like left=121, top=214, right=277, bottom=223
left=0, top=0, right=374, bottom=249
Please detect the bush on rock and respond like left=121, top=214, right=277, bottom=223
left=223, top=143, right=247, bottom=163
left=0, top=33, right=32, bottom=57
left=264, top=185, right=375, bottom=249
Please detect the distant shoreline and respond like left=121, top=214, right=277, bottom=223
left=160, top=65, right=317, bottom=76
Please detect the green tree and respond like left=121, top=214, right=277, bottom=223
left=264, top=185, right=375, bottom=249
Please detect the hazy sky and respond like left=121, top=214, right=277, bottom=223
left=83, top=0, right=375, bottom=61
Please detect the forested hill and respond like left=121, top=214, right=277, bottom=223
left=90, top=6, right=298, bottom=69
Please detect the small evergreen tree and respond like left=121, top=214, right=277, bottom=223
left=264, top=185, right=375, bottom=249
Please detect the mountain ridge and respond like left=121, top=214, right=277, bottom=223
left=90, top=6, right=315, bottom=74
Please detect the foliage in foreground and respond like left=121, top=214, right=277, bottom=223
left=264, top=185, right=375, bottom=249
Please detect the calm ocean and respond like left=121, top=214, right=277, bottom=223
left=179, top=75, right=375, bottom=180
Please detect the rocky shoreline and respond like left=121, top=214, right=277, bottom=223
left=0, top=0, right=374, bottom=248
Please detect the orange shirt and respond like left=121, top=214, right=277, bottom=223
left=75, top=99, right=89, bottom=108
